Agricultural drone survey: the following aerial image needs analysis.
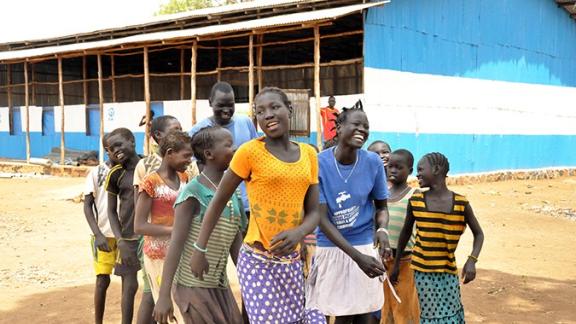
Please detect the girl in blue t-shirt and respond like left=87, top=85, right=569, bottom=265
left=307, top=101, right=394, bottom=323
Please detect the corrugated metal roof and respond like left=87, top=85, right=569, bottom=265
left=0, top=1, right=386, bottom=63
left=1, top=0, right=308, bottom=46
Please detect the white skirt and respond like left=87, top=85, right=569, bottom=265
left=305, top=244, right=385, bottom=316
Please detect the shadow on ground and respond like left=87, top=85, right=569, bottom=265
left=1, top=268, right=575, bottom=324
left=462, top=268, right=576, bottom=323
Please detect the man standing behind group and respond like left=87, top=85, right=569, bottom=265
left=189, top=81, right=258, bottom=213
left=320, top=95, right=339, bottom=142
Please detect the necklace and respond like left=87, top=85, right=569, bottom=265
left=201, top=172, right=219, bottom=190
left=201, top=172, right=236, bottom=219
left=333, top=147, right=359, bottom=184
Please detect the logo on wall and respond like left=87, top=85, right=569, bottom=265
left=107, top=107, right=115, bottom=122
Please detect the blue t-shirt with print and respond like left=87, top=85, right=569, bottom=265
left=316, top=148, right=389, bottom=247
left=189, top=114, right=258, bottom=212
left=189, top=115, right=258, bottom=149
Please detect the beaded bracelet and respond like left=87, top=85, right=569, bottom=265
left=193, top=242, right=208, bottom=253
left=468, top=255, right=478, bottom=262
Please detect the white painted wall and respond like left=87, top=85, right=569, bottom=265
left=0, top=107, right=9, bottom=132
left=54, top=104, right=86, bottom=132
left=363, top=68, right=576, bottom=135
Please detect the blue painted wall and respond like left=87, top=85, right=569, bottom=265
left=365, top=0, right=576, bottom=86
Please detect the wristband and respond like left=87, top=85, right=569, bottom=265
left=376, top=228, right=389, bottom=235
left=468, top=255, right=478, bottom=262
left=193, top=242, right=208, bottom=253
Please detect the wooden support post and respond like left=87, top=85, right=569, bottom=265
left=97, top=54, right=105, bottom=163
left=191, top=40, right=198, bottom=126
left=314, top=25, right=322, bottom=149
left=24, top=62, right=30, bottom=163
left=217, top=40, right=222, bottom=82
left=248, top=35, right=255, bottom=126
left=7, top=65, right=12, bottom=133
left=111, top=55, right=116, bottom=102
left=257, top=34, right=263, bottom=92
left=179, top=48, right=185, bottom=100
left=58, top=56, right=66, bottom=165
left=83, top=56, right=88, bottom=106
left=31, top=64, right=36, bottom=106
left=144, top=47, right=151, bottom=155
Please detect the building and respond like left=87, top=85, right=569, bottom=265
left=1, top=0, right=575, bottom=174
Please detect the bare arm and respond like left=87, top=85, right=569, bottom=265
left=84, top=194, right=110, bottom=252
left=390, top=204, right=416, bottom=284
left=107, top=192, right=122, bottom=239
left=154, top=197, right=199, bottom=323
left=195, top=170, right=243, bottom=248
left=374, top=199, right=392, bottom=259
left=318, top=203, right=385, bottom=277
left=462, top=203, right=484, bottom=284
left=134, top=191, right=172, bottom=237
left=229, top=231, right=243, bottom=266
left=84, top=194, right=105, bottom=237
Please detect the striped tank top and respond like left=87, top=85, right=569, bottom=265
left=173, top=178, right=247, bottom=288
left=409, top=191, right=468, bottom=274
left=387, top=187, right=417, bottom=250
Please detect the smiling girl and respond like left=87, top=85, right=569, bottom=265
left=306, top=102, right=392, bottom=324
left=187, top=87, right=325, bottom=323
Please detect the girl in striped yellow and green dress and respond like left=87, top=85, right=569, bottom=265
left=390, top=152, right=484, bottom=324
left=153, top=126, right=246, bottom=324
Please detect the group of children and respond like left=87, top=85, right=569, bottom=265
left=84, top=83, right=484, bottom=324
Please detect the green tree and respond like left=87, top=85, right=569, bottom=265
left=156, top=0, right=250, bottom=15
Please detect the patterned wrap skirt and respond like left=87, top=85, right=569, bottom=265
left=237, top=244, right=326, bottom=324
left=414, top=271, right=465, bottom=324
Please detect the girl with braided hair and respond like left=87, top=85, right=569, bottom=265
left=390, top=152, right=484, bottom=324
left=307, top=101, right=395, bottom=323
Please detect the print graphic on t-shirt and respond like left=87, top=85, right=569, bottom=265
left=333, top=191, right=359, bottom=229
left=97, top=165, right=107, bottom=187
left=336, top=191, right=351, bottom=208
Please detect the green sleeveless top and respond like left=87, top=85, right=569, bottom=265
left=173, top=177, right=246, bottom=288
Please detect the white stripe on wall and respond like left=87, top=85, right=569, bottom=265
left=363, top=68, right=576, bottom=135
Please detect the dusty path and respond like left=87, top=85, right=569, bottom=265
left=0, top=175, right=575, bottom=323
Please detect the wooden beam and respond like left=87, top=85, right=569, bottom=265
left=144, top=46, right=151, bottom=155
left=248, top=35, right=255, bottom=126
left=31, top=64, right=36, bottom=106
left=257, top=34, right=263, bottom=92
left=217, top=40, right=222, bottom=82
left=179, top=48, right=185, bottom=100
left=110, top=55, right=116, bottom=102
left=191, top=40, right=198, bottom=126
left=82, top=56, right=88, bottom=106
left=24, top=62, right=30, bottom=163
left=58, top=56, right=65, bottom=165
left=314, top=25, right=322, bottom=149
left=7, top=64, right=12, bottom=134
left=97, top=54, right=105, bottom=163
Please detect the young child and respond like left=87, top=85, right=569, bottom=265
left=306, top=102, right=392, bottom=324
left=186, top=87, right=325, bottom=324
left=368, top=140, right=392, bottom=168
left=105, top=127, right=141, bottom=324
left=153, top=126, right=246, bottom=324
left=391, top=152, right=484, bottom=323
left=381, top=149, right=420, bottom=323
left=83, top=133, right=119, bottom=324
left=133, top=115, right=198, bottom=323
left=134, top=131, right=192, bottom=321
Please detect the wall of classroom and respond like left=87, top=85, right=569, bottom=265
left=0, top=95, right=360, bottom=160
left=361, top=0, right=576, bottom=173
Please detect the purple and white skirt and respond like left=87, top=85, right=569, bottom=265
left=237, top=244, right=326, bottom=324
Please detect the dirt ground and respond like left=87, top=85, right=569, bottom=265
left=0, top=175, right=575, bottom=324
